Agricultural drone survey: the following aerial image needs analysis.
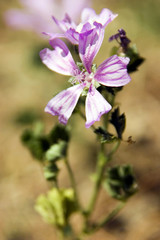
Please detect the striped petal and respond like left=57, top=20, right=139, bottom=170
left=85, top=86, right=111, bottom=128
left=65, top=28, right=79, bottom=45
left=79, top=24, right=104, bottom=73
left=52, top=13, right=76, bottom=32
left=62, top=0, right=91, bottom=22
left=40, top=39, right=80, bottom=76
left=45, top=84, right=83, bottom=125
left=81, top=8, right=118, bottom=27
left=94, top=55, right=131, bottom=87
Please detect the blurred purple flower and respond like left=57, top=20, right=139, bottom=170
left=4, top=0, right=91, bottom=35
left=40, top=24, right=131, bottom=128
left=45, top=7, right=118, bottom=44
left=109, top=29, right=131, bottom=51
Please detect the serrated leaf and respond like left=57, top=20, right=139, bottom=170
left=94, top=127, right=117, bottom=143
left=110, top=108, right=126, bottom=139
left=126, top=45, right=145, bottom=73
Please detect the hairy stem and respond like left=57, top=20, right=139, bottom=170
left=64, top=157, right=82, bottom=211
left=89, top=201, right=126, bottom=234
left=86, top=144, right=106, bottom=216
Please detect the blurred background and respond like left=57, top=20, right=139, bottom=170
left=0, top=0, right=160, bottom=239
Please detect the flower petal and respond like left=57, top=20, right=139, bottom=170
left=65, top=28, right=79, bottom=45
left=94, top=8, right=118, bottom=27
left=79, top=24, right=104, bottom=73
left=42, top=31, right=65, bottom=39
left=81, top=8, right=97, bottom=22
left=52, top=13, right=76, bottom=32
left=4, top=10, right=35, bottom=30
left=81, top=8, right=118, bottom=27
left=44, top=28, right=79, bottom=45
left=94, top=55, right=131, bottom=87
left=40, top=39, right=80, bottom=76
left=85, top=87, right=111, bottom=128
left=20, top=0, right=54, bottom=14
left=62, top=0, right=91, bottom=24
left=45, top=84, right=83, bottom=125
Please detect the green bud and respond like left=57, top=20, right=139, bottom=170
left=104, top=165, right=138, bottom=201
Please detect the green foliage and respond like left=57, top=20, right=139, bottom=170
left=110, top=41, right=144, bottom=74
left=14, top=109, right=41, bottom=126
left=104, top=86, right=123, bottom=96
left=44, top=163, right=59, bottom=181
left=110, top=107, right=126, bottom=139
left=21, top=124, right=50, bottom=161
left=94, top=127, right=118, bottom=144
left=45, top=141, right=68, bottom=162
left=21, top=123, right=70, bottom=163
left=35, top=188, right=78, bottom=227
left=104, top=165, right=138, bottom=201
left=126, top=44, right=145, bottom=73
left=21, top=123, right=70, bottom=184
left=48, top=125, right=70, bottom=144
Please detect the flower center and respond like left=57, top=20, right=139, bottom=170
left=69, top=64, right=100, bottom=96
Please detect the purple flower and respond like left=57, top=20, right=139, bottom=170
left=40, top=25, right=131, bottom=128
left=44, top=8, right=118, bottom=44
left=109, top=29, right=131, bottom=51
left=4, top=0, right=91, bottom=35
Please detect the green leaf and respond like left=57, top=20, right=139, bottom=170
left=110, top=107, right=126, bottom=139
left=21, top=124, right=70, bottom=162
left=126, top=44, right=145, bottom=73
left=104, top=86, right=123, bottom=96
left=94, top=127, right=117, bottom=143
left=48, top=125, right=70, bottom=144
left=44, top=163, right=59, bottom=181
left=35, top=188, right=77, bottom=227
left=104, top=165, right=138, bottom=201
left=21, top=128, right=50, bottom=161
left=35, top=194, right=57, bottom=225
left=14, top=109, right=41, bottom=126
left=45, top=141, right=67, bottom=162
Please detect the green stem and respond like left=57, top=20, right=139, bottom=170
left=107, top=139, right=121, bottom=162
left=64, top=157, right=82, bottom=211
left=86, top=139, right=120, bottom=217
left=90, top=201, right=126, bottom=234
left=86, top=144, right=106, bottom=216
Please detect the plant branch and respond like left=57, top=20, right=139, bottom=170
left=89, top=201, right=126, bottom=234
left=85, top=144, right=106, bottom=216
left=64, top=157, right=82, bottom=211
